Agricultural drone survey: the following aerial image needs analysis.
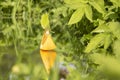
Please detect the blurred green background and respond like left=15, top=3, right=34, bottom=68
left=0, top=0, right=81, bottom=80
left=0, top=0, right=120, bottom=80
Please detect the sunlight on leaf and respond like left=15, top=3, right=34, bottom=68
left=85, top=4, right=92, bottom=22
left=68, top=7, right=84, bottom=25
left=85, top=33, right=106, bottom=53
left=40, top=13, right=50, bottom=29
left=65, top=3, right=84, bottom=9
left=89, top=0, right=105, bottom=14
left=64, top=0, right=81, bottom=4
left=92, top=23, right=110, bottom=33
left=64, top=0, right=85, bottom=9
left=104, top=34, right=112, bottom=49
left=108, top=22, right=120, bottom=40
left=110, top=0, right=120, bottom=7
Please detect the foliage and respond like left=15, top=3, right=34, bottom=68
left=0, top=0, right=120, bottom=80
left=40, top=13, right=50, bottom=29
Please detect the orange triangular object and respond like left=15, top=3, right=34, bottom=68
left=40, top=30, right=56, bottom=50
left=40, top=50, right=56, bottom=74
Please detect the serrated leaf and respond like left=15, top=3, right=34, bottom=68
left=68, top=7, right=84, bottom=25
left=85, top=4, right=92, bottom=22
left=40, top=13, right=50, bottom=29
left=85, top=33, right=106, bottom=53
left=89, top=0, right=105, bottom=14
left=108, top=22, right=120, bottom=40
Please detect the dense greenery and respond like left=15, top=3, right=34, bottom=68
left=0, top=0, right=120, bottom=80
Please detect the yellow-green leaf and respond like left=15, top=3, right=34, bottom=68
left=64, top=0, right=81, bottom=4
left=85, top=33, right=106, bottom=53
left=89, top=0, right=105, bottom=14
left=85, top=4, right=92, bottom=22
left=110, top=0, right=120, bottom=7
left=112, top=40, right=120, bottom=58
left=68, top=7, right=84, bottom=25
left=65, top=3, right=84, bottom=9
left=64, top=0, right=85, bottom=9
left=104, top=34, right=112, bottom=49
left=91, top=53, right=120, bottom=75
left=40, top=13, right=50, bottom=29
left=92, top=23, right=110, bottom=33
left=108, top=22, right=120, bottom=40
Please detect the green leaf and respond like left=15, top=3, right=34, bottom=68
left=68, top=7, right=84, bottom=25
left=104, top=12, right=115, bottom=20
left=92, top=23, right=110, bottom=33
left=65, top=3, right=84, bottom=9
left=64, top=0, right=86, bottom=9
left=2, top=26, right=13, bottom=35
left=112, top=40, right=120, bottom=59
left=89, top=0, right=105, bottom=14
left=108, top=22, right=120, bottom=40
left=67, top=70, right=81, bottom=80
left=85, top=33, right=106, bottom=53
left=64, top=0, right=81, bottom=4
left=104, top=34, right=112, bottom=49
left=85, top=4, right=92, bottom=22
left=110, top=0, right=120, bottom=7
left=91, top=53, right=120, bottom=75
left=80, top=0, right=89, bottom=3
left=40, top=13, right=50, bottom=29
left=96, top=0, right=104, bottom=8
left=0, top=40, right=6, bottom=46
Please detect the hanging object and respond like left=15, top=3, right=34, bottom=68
left=40, top=13, right=57, bottom=74
left=40, top=30, right=56, bottom=50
